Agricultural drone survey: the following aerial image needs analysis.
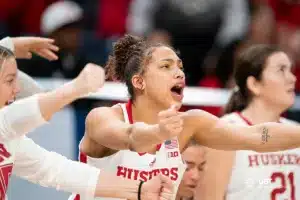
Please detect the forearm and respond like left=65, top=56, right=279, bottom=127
left=95, top=172, right=139, bottom=199
left=15, top=137, right=100, bottom=198
left=129, top=123, right=161, bottom=152
left=37, top=80, right=82, bottom=120
left=15, top=137, right=140, bottom=199
left=245, top=122, right=300, bottom=152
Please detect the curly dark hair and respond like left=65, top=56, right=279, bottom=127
left=105, top=34, right=167, bottom=100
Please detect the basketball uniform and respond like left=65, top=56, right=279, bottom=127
left=69, top=102, right=187, bottom=200
left=223, top=112, right=300, bottom=200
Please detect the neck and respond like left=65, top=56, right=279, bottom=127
left=241, top=99, right=283, bottom=124
left=131, top=96, right=163, bottom=124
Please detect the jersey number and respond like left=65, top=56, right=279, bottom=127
left=270, top=172, right=295, bottom=200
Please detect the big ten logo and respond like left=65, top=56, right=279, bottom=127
left=168, top=151, right=179, bottom=158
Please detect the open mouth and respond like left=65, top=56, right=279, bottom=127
left=171, top=85, right=183, bottom=95
left=170, top=84, right=184, bottom=101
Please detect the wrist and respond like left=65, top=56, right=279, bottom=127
left=129, top=123, right=161, bottom=152
left=69, top=78, right=88, bottom=98
left=150, top=124, right=164, bottom=142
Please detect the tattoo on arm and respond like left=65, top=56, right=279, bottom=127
left=261, top=126, right=270, bottom=144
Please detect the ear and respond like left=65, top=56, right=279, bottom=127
left=132, top=74, right=145, bottom=90
left=246, top=76, right=261, bottom=96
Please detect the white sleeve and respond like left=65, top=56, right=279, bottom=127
left=16, top=70, right=44, bottom=99
left=0, top=95, right=46, bottom=142
left=0, top=37, right=14, bottom=52
left=13, top=137, right=100, bottom=198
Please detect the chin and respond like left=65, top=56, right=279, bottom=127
left=170, top=100, right=183, bottom=107
left=278, top=100, right=294, bottom=111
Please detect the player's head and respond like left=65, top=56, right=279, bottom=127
left=177, top=141, right=206, bottom=199
left=224, top=44, right=296, bottom=114
left=106, top=34, right=185, bottom=109
left=0, top=46, right=19, bottom=108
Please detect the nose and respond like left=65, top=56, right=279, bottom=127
left=14, top=82, right=21, bottom=95
left=174, top=68, right=185, bottom=80
left=288, top=70, right=297, bottom=84
left=189, top=169, right=201, bottom=183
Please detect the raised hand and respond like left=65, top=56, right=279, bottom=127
left=73, top=63, right=105, bottom=96
left=157, top=104, right=183, bottom=140
left=11, top=37, right=59, bottom=60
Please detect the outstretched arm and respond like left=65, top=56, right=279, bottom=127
left=0, top=64, right=104, bottom=142
left=14, top=137, right=173, bottom=200
left=188, top=109, right=300, bottom=152
left=86, top=104, right=182, bottom=153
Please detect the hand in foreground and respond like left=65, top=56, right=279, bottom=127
left=140, top=174, right=174, bottom=200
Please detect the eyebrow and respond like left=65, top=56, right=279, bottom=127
left=200, top=161, right=206, bottom=166
left=161, top=58, right=182, bottom=64
left=185, top=161, right=195, bottom=165
left=5, top=73, right=16, bottom=78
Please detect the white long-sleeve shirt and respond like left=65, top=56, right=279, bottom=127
left=0, top=95, right=100, bottom=200
left=0, top=37, right=101, bottom=199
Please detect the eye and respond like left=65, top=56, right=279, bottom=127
left=279, top=66, right=285, bottom=72
left=161, top=64, right=170, bottom=69
left=198, top=167, right=204, bottom=171
left=6, top=79, right=14, bottom=84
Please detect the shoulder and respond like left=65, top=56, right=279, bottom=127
left=86, top=104, right=124, bottom=124
left=182, top=109, right=220, bottom=132
left=220, top=112, right=245, bottom=124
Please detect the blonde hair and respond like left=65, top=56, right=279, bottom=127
left=0, top=46, right=15, bottom=70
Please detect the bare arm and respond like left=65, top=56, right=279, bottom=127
left=14, top=137, right=172, bottom=199
left=196, top=149, right=235, bottom=200
left=188, top=110, right=300, bottom=152
left=86, top=107, right=162, bottom=152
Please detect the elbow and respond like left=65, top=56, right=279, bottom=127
left=127, top=124, right=144, bottom=152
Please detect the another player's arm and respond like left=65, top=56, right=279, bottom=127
left=14, top=137, right=172, bottom=200
left=86, top=107, right=162, bottom=152
left=0, top=79, right=85, bottom=142
left=187, top=109, right=300, bottom=152
left=196, top=148, right=235, bottom=200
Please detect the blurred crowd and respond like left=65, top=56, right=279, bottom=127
left=1, top=0, right=300, bottom=144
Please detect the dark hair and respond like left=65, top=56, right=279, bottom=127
left=105, top=34, right=166, bottom=100
left=224, top=44, right=281, bottom=114
left=0, top=46, right=14, bottom=69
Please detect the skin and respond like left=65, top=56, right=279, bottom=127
left=197, top=51, right=297, bottom=200
left=176, top=145, right=206, bottom=200
left=0, top=57, right=20, bottom=107
left=81, top=46, right=300, bottom=176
